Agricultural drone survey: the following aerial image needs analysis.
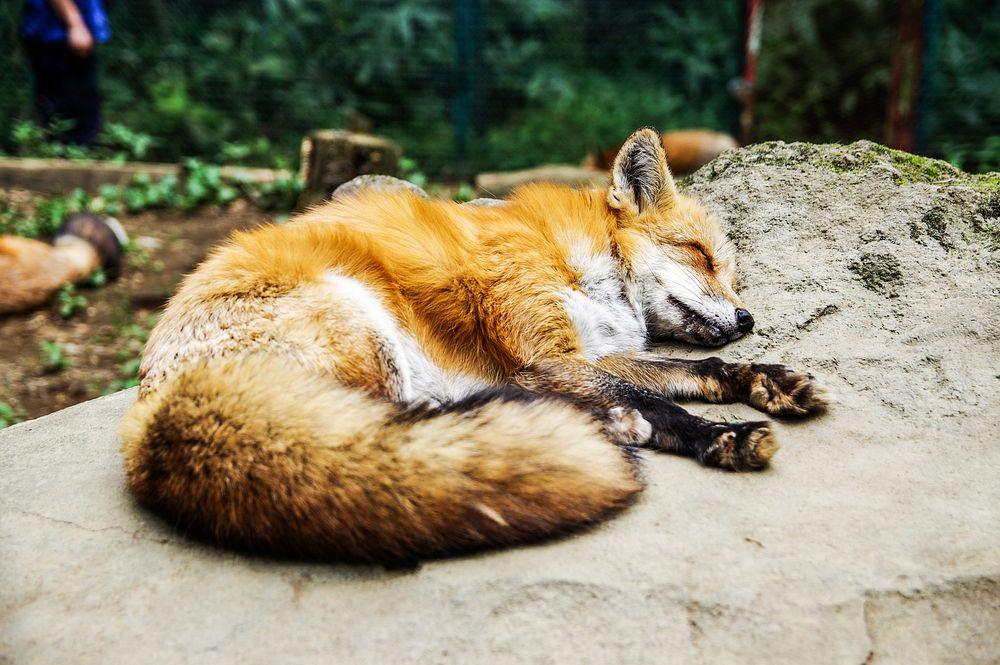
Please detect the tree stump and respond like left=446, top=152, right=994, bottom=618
left=297, top=130, right=402, bottom=208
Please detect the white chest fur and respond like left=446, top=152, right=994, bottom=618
left=561, top=248, right=647, bottom=360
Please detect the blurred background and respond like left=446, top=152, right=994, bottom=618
left=1, top=0, right=998, bottom=176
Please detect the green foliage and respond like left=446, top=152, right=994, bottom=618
left=0, top=201, right=24, bottom=237
left=926, top=0, right=1000, bottom=172
left=400, top=157, right=428, bottom=189
left=181, top=159, right=229, bottom=208
left=753, top=0, right=999, bottom=174
left=0, top=0, right=743, bottom=175
left=56, top=284, right=88, bottom=319
left=248, top=172, right=304, bottom=211
left=123, top=241, right=163, bottom=272
left=91, top=0, right=454, bottom=166
left=0, top=189, right=90, bottom=239
left=10, top=119, right=155, bottom=162
left=87, top=269, right=108, bottom=288
left=11, top=118, right=74, bottom=157
left=218, top=137, right=273, bottom=165
left=453, top=183, right=474, bottom=203
left=479, top=72, right=724, bottom=171
left=39, top=340, right=70, bottom=373
left=1, top=133, right=303, bottom=245
left=9, top=1, right=995, bottom=175
left=0, top=402, right=25, bottom=429
left=755, top=0, right=895, bottom=144
left=104, top=313, right=160, bottom=393
left=474, top=0, right=740, bottom=171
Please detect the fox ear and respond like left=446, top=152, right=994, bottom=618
left=607, top=127, right=676, bottom=215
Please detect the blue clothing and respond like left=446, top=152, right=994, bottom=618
left=21, top=0, right=111, bottom=44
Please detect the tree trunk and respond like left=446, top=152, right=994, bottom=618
left=297, top=130, right=401, bottom=209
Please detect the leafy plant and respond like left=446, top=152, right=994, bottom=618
left=39, top=340, right=70, bottom=373
left=56, top=284, right=88, bottom=319
left=2, top=136, right=305, bottom=247
left=453, top=183, right=474, bottom=203
left=249, top=172, right=303, bottom=211
left=10, top=119, right=156, bottom=162
left=104, top=313, right=160, bottom=393
left=87, top=269, right=107, bottom=288
left=0, top=402, right=25, bottom=429
left=756, top=0, right=896, bottom=145
left=123, top=241, right=163, bottom=272
left=400, top=157, right=428, bottom=189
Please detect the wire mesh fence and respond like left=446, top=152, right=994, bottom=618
left=0, top=0, right=996, bottom=176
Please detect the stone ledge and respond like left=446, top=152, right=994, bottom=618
left=0, top=157, right=290, bottom=195
left=2, top=142, right=999, bottom=663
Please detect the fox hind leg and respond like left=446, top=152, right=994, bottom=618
left=625, top=389, right=777, bottom=472
left=515, top=358, right=778, bottom=471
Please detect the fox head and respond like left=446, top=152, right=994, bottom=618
left=608, top=127, right=753, bottom=346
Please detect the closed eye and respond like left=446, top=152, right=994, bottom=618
left=690, top=243, right=715, bottom=272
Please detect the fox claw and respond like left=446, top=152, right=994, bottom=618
left=748, top=364, right=831, bottom=416
left=701, top=421, right=777, bottom=471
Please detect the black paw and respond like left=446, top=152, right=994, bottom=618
left=747, top=364, right=831, bottom=416
left=700, top=421, right=778, bottom=471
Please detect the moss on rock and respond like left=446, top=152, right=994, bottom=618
left=698, top=140, right=999, bottom=192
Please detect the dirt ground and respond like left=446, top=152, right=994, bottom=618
left=0, top=193, right=268, bottom=422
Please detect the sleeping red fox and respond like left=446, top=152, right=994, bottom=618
left=0, top=213, right=126, bottom=315
left=120, top=128, right=827, bottom=563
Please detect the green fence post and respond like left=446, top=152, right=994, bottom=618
left=453, top=0, right=482, bottom=180
left=915, top=0, right=940, bottom=155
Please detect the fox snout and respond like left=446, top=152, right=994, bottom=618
left=656, top=295, right=755, bottom=347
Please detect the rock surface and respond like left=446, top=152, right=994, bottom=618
left=3, top=141, right=1000, bottom=664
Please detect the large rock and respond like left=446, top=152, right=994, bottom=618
left=2, top=141, right=999, bottom=664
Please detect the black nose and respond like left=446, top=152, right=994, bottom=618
left=735, top=308, right=754, bottom=333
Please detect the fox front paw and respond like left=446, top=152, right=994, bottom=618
left=701, top=421, right=777, bottom=471
left=747, top=364, right=830, bottom=416
left=604, top=406, right=653, bottom=446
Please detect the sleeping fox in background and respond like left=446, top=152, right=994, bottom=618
left=120, top=128, right=827, bottom=563
left=0, top=213, right=126, bottom=315
left=586, top=129, right=739, bottom=175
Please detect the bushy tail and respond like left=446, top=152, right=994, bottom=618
left=119, top=354, right=641, bottom=562
left=53, top=212, right=128, bottom=279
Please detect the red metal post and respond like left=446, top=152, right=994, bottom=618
left=886, top=0, right=926, bottom=152
left=738, top=0, right=763, bottom=145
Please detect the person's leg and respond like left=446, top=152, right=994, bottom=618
left=21, top=38, right=100, bottom=145
left=22, top=38, right=62, bottom=129
left=63, top=49, right=101, bottom=146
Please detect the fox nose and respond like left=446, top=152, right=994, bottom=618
left=735, top=308, right=754, bottom=333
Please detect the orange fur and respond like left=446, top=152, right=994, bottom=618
left=120, top=128, right=786, bottom=562
left=0, top=235, right=98, bottom=315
